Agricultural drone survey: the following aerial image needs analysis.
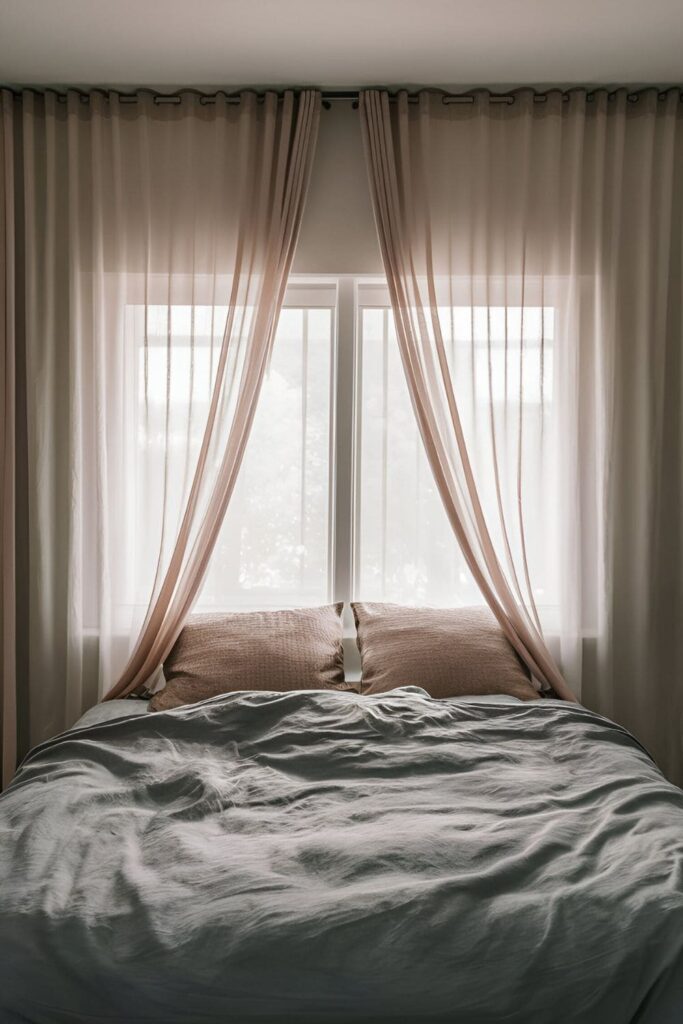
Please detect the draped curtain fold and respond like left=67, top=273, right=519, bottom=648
left=105, top=90, right=320, bottom=700
left=360, top=88, right=683, bottom=782
left=360, top=89, right=575, bottom=701
left=0, top=88, right=320, bottom=779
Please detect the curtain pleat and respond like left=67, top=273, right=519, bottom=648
left=1, top=90, right=17, bottom=788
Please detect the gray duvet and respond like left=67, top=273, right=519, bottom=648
left=1, top=687, right=682, bottom=1024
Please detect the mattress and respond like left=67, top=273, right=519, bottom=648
left=1, top=686, right=682, bottom=1023
left=70, top=698, right=151, bottom=729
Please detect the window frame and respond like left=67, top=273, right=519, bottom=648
left=103, top=271, right=573, bottom=631
left=329, top=276, right=389, bottom=629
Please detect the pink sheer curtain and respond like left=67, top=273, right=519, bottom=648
left=360, top=89, right=575, bottom=701
left=104, top=90, right=320, bottom=700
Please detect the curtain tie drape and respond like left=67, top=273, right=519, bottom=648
left=103, top=89, right=320, bottom=700
left=359, top=88, right=575, bottom=702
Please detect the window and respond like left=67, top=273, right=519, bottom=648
left=125, top=282, right=335, bottom=612
left=355, top=285, right=559, bottom=612
left=126, top=276, right=560, bottom=618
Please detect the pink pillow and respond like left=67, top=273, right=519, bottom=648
left=352, top=602, right=539, bottom=700
left=150, top=604, right=348, bottom=711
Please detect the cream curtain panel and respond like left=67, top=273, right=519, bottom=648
left=1, top=94, right=16, bottom=787
left=360, top=89, right=683, bottom=781
left=0, top=88, right=319, bottom=781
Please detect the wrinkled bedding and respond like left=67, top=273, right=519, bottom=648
left=1, top=687, right=682, bottom=1023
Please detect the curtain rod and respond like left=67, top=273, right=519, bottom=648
left=2, top=85, right=682, bottom=109
left=320, top=87, right=683, bottom=107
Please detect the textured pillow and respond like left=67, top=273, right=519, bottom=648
left=150, top=604, right=346, bottom=711
left=352, top=602, right=540, bottom=701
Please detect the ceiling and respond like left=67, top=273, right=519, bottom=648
left=0, top=0, right=681, bottom=91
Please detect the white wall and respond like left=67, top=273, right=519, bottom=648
left=294, top=100, right=382, bottom=275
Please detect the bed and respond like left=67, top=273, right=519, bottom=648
left=1, top=686, right=682, bottom=1023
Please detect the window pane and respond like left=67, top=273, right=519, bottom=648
left=131, top=300, right=333, bottom=611
left=355, top=303, right=559, bottom=609
left=201, top=306, right=333, bottom=608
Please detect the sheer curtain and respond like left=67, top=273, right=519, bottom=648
left=360, top=89, right=683, bottom=781
left=360, top=89, right=575, bottom=701
left=1, top=89, right=319, bottom=774
left=105, top=91, right=320, bottom=700
left=1, top=92, right=16, bottom=787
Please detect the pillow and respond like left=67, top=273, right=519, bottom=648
left=351, top=602, right=540, bottom=701
left=150, top=604, right=347, bottom=711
